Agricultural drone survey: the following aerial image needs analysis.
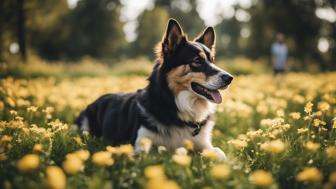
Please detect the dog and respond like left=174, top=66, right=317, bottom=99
left=75, top=19, right=233, bottom=160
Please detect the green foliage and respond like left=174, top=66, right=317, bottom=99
left=134, top=7, right=169, bottom=58
left=33, top=0, right=126, bottom=60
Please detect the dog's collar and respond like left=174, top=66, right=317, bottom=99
left=136, top=102, right=208, bottom=136
left=182, top=118, right=208, bottom=136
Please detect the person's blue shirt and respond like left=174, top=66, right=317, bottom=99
left=271, top=42, right=288, bottom=70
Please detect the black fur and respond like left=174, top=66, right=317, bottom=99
left=75, top=92, right=143, bottom=145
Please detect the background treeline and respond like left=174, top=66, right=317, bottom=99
left=1, top=0, right=336, bottom=70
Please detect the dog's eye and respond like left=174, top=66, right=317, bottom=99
left=191, top=57, right=202, bottom=67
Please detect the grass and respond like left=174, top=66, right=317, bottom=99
left=0, top=59, right=335, bottom=189
left=0, top=55, right=272, bottom=79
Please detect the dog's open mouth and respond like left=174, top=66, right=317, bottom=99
left=191, top=82, right=222, bottom=104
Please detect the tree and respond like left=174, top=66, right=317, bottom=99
left=216, top=17, right=242, bottom=57
left=0, top=0, right=22, bottom=61
left=317, top=0, right=336, bottom=70
left=133, top=0, right=205, bottom=58
left=16, top=0, right=26, bottom=62
left=33, top=0, right=125, bottom=60
left=26, top=0, right=69, bottom=60
left=133, top=7, right=169, bottom=58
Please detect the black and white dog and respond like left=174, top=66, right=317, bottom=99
left=75, top=19, right=233, bottom=159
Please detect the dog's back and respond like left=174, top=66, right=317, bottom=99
left=75, top=92, right=142, bottom=145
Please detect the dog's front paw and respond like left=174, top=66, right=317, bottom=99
left=212, top=147, right=226, bottom=161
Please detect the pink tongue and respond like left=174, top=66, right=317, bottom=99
left=210, top=91, right=222, bottom=104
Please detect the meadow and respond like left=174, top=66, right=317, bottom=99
left=0, top=58, right=335, bottom=189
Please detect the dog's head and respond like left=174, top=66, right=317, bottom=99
left=156, top=19, right=233, bottom=104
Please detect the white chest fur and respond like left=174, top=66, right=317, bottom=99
left=175, top=90, right=216, bottom=122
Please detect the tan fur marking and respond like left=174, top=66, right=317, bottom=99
left=194, top=97, right=208, bottom=111
left=191, top=61, right=201, bottom=67
left=199, top=52, right=207, bottom=60
left=167, top=65, right=207, bottom=95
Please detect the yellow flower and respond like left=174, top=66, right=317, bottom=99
left=118, top=144, right=134, bottom=156
left=7, top=144, right=13, bottom=150
left=73, top=149, right=90, bottom=161
left=297, top=128, right=309, bottom=134
left=0, top=101, right=4, bottom=111
left=92, top=151, right=114, bottom=166
left=73, top=136, right=84, bottom=146
left=33, top=144, right=43, bottom=153
left=7, top=98, right=16, bottom=107
left=228, top=139, right=248, bottom=150
left=246, top=129, right=263, bottom=139
left=158, top=146, right=167, bottom=154
left=211, top=164, right=231, bottom=179
left=17, top=154, right=40, bottom=172
left=106, top=146, right=118, bottom=154
left=15, top=116, right=24, bottom=121
left=144, top=165, right=166, bottom=180
left=304, top=141, right=320, bottom=152
left=296, top=167, right=322, bottom=182
left=290, top=112, right=301, bottom=120
left=269, top=129, right=281, bottom=138
left=276, top=109, right=284, bottom=117
left=330, top=172, right=336, bottom=184
left=175, top=147, right=188, bottom=155
left=201, top=149, right=219, bottom=161
left=172, top=154, right=191, bottom=166
left=318, top=101, right=330, bottom=111
left=146, top=179, right=180, bottom=189
left=9, top=110, right=18, bottom=116
left=184, top=139, right=194, bottom=150
left=304, top=101, right=313, bottom=114
left=332, top=118, right=336, bottom=129
left=140, top=137, right=152, bottom=154
left=314, top=111, right=323, bottom=117
left=43, top=106, right=54, bottom=114
left=46, top=166, right=66, bottom=189
left=1, top=135, right=13, bottom=143
left=3, top=180, right=11, bottom=189
left=249, top=170, right=273, bottom=187
left=313, top=119, right=322, bottom=127
left=260, top=140, right=285, bottom=154
left=0, top=153, right=8, bottom=161
left=62, top=154, right=83, bottom=174
left=326, top=147, right=336, bottom=158
left=27, top=106, right=38, bottom=112
left=329, top=171, right=336, bottom=184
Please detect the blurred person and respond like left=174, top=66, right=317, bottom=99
left=271, top=33, right=288, bottom=75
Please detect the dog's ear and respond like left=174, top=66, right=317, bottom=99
left=161, top=19, right=185, bottom=54
left=194, top=27, right=216, bottom=52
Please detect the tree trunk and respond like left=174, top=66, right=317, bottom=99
left=17, top=0, right=26, bottom=62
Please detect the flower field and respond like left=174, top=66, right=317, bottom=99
left=0, top=65, right=336, bottom=189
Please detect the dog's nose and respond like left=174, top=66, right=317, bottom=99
left=221, top=74, right=233, bottom=85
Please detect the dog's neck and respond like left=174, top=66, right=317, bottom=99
left=141, top=64, right=216, bottom=126
left=140, top=64, right=182, bottom=126
left=175, top=90, right=216, bottom=122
